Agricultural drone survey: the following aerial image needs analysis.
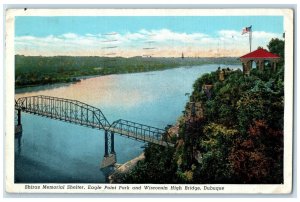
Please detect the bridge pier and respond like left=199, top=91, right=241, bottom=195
left=104, top=130, right=109, bottom=157
left=14, top=95, right=175, bottom=169
left=15, top=109, right=23, bottom=135
left=101, top=130, right=116, bottom=168
left=17, top=109, right=21, bottom=125
left=111, top=132, right=115, bottom=154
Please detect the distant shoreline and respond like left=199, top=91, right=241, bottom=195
left=15, top=65, right=241, bottom=94
left=15, top=55, right=239, bottom=89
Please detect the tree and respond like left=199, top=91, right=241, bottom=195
left=229, top=120, right=283, bottom=183
left=267, top=38, right=284, bottom=66
left=193, top=123, right=238, bottom=183
left=122, top=144, right=178, bottom=183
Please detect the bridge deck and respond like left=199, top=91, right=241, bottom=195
left=16, top=96, right=174, bottom=147
left=109, top=128, right=174, bottom=147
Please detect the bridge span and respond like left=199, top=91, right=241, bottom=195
left=15, top=95, right=174, bottom=167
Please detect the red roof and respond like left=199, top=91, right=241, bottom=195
left=240, top=48, right=280, bottom=59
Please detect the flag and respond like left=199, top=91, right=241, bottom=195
left=242, top=26, right=252, bottom=35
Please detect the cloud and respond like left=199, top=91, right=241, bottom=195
left=62, top=33, right=78, bottom=39
left=85, top=33, right=97, bottom=37
left=15, top=29, right=283, bottom=57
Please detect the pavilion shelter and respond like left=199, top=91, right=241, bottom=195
left=240, top=48, right=280, bottom=75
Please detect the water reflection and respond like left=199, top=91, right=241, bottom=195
left=100, top=166, right=116, bottom=183
left=15, top=75, right=156, bottom=109
left=15, top=132, right=22, bottom=155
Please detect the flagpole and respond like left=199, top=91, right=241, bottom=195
left=249, top=26, right=252, bottom=52
left=249, top=31, right=252, bottom=52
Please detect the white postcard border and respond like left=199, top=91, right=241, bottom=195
left=5, top=8, right=294, bottom=194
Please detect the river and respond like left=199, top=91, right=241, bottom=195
left=15, top=64, right=241, bottom=183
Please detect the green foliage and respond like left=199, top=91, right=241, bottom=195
left=122, top=144, right=178, bottom=183
left=192, top=123, right=238, bottom=183
left=267, top=38, right=284, bottom=59
left=123, top=66, right=284, bottom=184
left=120, top=39, right=284, bottom=184
left=267, top=38, right=285, bottom=66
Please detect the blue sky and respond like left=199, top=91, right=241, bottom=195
left=15, top=16, right=283, bottom=57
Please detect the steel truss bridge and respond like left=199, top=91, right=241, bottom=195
left=15, top=95, right=174, bottom=167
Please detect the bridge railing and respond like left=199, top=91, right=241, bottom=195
left=15, top=95, right=111, bottom=129
left=109, top=119, right=166, bottom=142
left=15, top=95, right=174, bottom=146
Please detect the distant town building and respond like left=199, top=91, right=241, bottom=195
left=240, top=48, right=280, bottom=75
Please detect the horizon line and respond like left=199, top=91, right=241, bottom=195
left=15, top=54, right=240, bottom=59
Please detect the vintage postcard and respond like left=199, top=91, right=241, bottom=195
left=5, top=8, right=294, bottom=194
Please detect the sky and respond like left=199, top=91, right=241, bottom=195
left=15, top=16, right=284, bottom=57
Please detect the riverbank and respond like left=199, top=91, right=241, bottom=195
left=109, top=153, right=145, bottom=183
left=108, top=99, right=204, bottom=183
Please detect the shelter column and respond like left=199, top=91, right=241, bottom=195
left=258, top=60, right=264, bottom=71
left=246, top=60, right=251, bottom=76
left=241, top=59, right=251, bottom=76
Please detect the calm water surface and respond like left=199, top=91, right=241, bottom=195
left=15, top=64, right=241, bottom=183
